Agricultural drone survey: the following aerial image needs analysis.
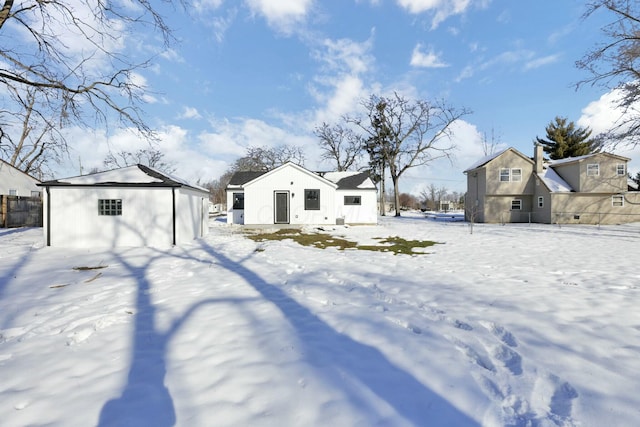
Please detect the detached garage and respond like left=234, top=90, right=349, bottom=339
left=38, top=165, right=209, bottom=248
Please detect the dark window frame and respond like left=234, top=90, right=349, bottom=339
left=98, top=199, right=122, bottom=216
left=344, top=195, right=361, bottom=205
left=304, top=189, right=320, bottom=210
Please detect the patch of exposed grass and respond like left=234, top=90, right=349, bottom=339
left=245, top=229, right=439, bottom=255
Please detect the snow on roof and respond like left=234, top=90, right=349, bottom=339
left=322, top=171, right=376, bottom=190
left=39, top=165, right=208, bottom=192
left=548, top=154, right=595, bottom=166
left=463, top=148, right=510, bottom=172
left=539, top=165, right=573, bottom=192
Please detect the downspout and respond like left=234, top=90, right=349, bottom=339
left=46, top=186, right=51, bottom=246
left=172, top=187, right=176, bottom=246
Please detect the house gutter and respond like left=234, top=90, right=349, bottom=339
left=172, top=187, right=176, bottom=246
left=46, top=186, right=51, bottom=247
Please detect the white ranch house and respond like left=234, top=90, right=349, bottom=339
left=226, top=162, right=377, bottom=226
left=37, top=165, right=209, bottom=248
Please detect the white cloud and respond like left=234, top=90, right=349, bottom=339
left=578, top=90, right=640, bottom=173
left=410, top=44, right=449, bottom=68
left=396, top=0, right=479, bottom=29
left=179, top=107, right=203, bottom=120
left=309, top=36, right=376, bottom=124
left=524, top=53, right=561, bottom=71
left=245, top=0, right=314, bottom=34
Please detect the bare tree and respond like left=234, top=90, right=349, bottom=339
left=0, top=85, right=66, bottom=178
left=314, top=122, right=364, bottom=171
left=350, top=92, right=471, bottom=216
left=103, top=148, right=176, bottom=174
left=577, top=0, right=640, bottom=147
left=0, top=0, right=179, bottom=172
left=233, top=145, right=306, bottom=171
left=481, top=127, right=502, bottom=156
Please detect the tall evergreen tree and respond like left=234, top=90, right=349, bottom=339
left=535, top=116, right=597, bottom=159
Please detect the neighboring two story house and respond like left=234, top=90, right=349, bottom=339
left=464, top=145, right=640, bottom=224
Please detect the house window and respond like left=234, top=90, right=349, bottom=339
left=511, top=199, right=522, bottom=210
left=612, top=195, right=624, bottom=207
left=232, top=193, right=244, bottom=209
left=537, top=196, right=544, bottom=208
left=617, top=164, right=626, bottom=176
left=587, top=163, right=599, bottom=176
left=305, top=189, right=320, bottom=210
left=499, top=168, right=522, bottom=182
left=31, top=191, right=41, bottom=198
left=9, top=189, right=17, bottom=196
left=344, top=195, right=361, bottom=205
left=98, top=199, right=122, bottom=216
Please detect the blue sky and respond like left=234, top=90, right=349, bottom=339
left=58, top=0, right=640, bottom=194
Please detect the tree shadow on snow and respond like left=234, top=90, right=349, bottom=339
left=197, top=240, right=479, bottom=426
left=97, top=247, right=257, bottom=427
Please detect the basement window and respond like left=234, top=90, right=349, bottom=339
left=305, top=189, right=320, bottom=210
left=98, top=199, right=122, bottom=216
left=344, top=195, right=361, bottom=205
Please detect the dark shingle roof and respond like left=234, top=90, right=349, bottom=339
left=227, top=171, right=267, bottom=186
left=332, top=172, right=371, bottom=190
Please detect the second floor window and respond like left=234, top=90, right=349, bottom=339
left=500, top=168, right=522, bottom=182
left=587, top=163, right=599, bottom=176
left=617, top=164, right=626, bottom=176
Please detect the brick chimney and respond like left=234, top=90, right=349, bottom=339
left=534, top=144, right=544, bottom=174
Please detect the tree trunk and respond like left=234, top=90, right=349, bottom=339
left=392, top=174, right=401, bottom=216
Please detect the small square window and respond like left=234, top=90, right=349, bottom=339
left=617, top=164, right=626, bottom=176
left=537, top=196, right=544, bottom=208
left=612, top=195, right=624, bottom=207
left=232, top=193, right=244, bottom=209
left=9, top=189, right=17, bottom=196
left=344, top=195, right=361, bottom=205
left=98, top=199, right=122, bottom=216
left=587, top=163, right=599, bottom=176
left=511, top=169, right=522, bottom=182
left=305, top=189, right=320, bottom=210
left=511, top=199, right=522, bottom=210
left=499, top=168, right=510, bottom=182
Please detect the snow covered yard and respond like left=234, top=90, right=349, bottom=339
left=1, top=216, right=639, bottom=427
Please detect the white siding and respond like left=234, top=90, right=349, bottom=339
left=45, top=187, right=174, bottom=247
left=336, top=190, right=378, bottom=224
left=244, top=165, right=336, bottom=225
left=0, top=162, right=40, bottom=196
left=175, top=187, right=208, bottom=244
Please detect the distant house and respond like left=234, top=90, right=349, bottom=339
left=226, top=162, right=377, bottom=226
left=1, top=160, right=42, bottom=227
left=0, top=159, right=41, bottom=197
left=464, top=145, right=640, bottom=224
left=37, top=165, right=209, bottom=247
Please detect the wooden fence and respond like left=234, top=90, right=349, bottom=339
left=1, top=195, right=43, bottom=228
